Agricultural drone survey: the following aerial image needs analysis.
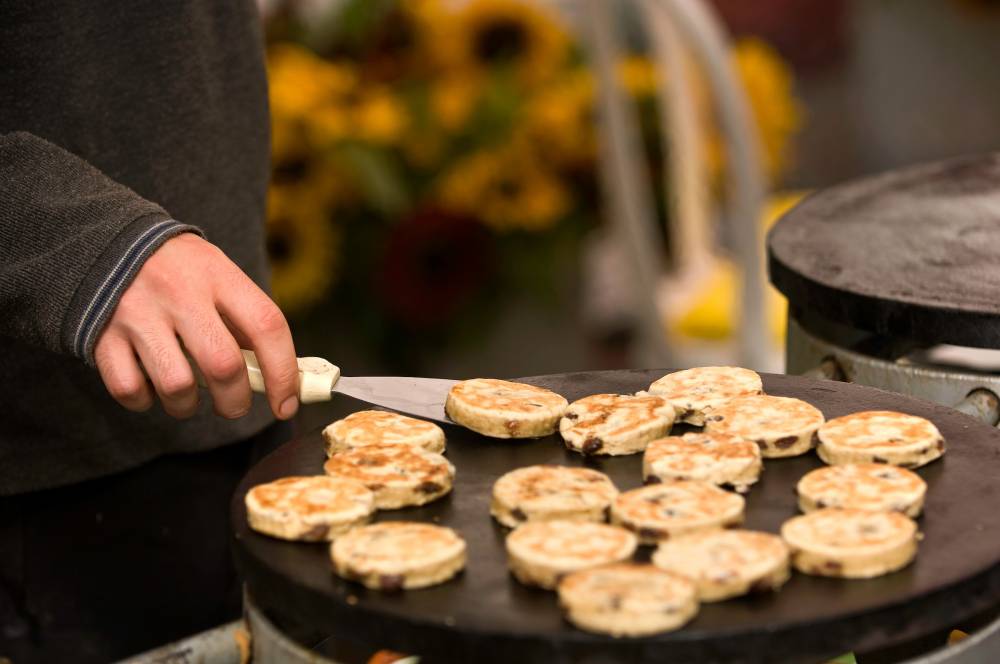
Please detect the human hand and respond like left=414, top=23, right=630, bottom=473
left=93, top=233, right=299, bottom=420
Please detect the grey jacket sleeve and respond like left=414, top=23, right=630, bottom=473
left=0, top=131, right=203, bottom=363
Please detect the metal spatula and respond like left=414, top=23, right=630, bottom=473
left=241, top=350, right=457, bottom=424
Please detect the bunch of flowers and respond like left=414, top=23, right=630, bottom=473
left=263, top=0, right=801, bottom=365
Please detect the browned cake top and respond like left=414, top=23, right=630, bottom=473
left=247, top=476, right=373, bottom=516
left=448, top=379, right=568, bottom=414
left=560, top=393, right=674, bottom=441
left=507, top=521, right=637, bottom=563
left=614, top=482, right=744, bottom=526
left=324, top=443, right=454, bottom=486
left=327, top=410, right=441, bottom=448
left=558, top=563, right=696, bottom=612
left=494, top=465, right=618, bottom=512
left=819, top=411, right=942, bottom=450
left=705, top=395, right=824, bottom=439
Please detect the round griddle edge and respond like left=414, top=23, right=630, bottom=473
left=232, top=370, right=1000, bottom=664
left=767, top=152, right=1000, bottom=348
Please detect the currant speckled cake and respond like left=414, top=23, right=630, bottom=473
left=560, top=393, right=675, bottom=456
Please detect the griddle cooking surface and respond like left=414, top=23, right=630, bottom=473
left=768, top=153, right=1000, bottom=347
left=232, top=371, right=1000, bottom=663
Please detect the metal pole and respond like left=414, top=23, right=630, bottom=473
left=647, top=0, right=769, bottom=370
left=582, top=0, right=673, bottom=369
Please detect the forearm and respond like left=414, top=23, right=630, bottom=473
left=0, top=131, right=200, bottom=361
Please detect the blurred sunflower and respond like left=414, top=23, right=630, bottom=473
left=271, top=105, right=309, bottom=167
left=265, top=185, right=339, bottom=315
left=352, top=86, right=409, bottom=144
left=437, top=143, right=570, bottom=232
left=300, top=154, right=357, bottom=210
left=436, top=0, right=570, bottom=87
left=267, top=44, right=358, bottom=118
left=707, top=38, right=803, bottom=184
left=268, top=43, right=408, bottom=149
left=305, top=85, right=409, bottom=147
left=401, top=128, right=447, bottom=170
left=521, top=67, right=596, bottom=167
left=431, top=74, right=481, bottom=133
left=362, top=0, right=455, bottom=80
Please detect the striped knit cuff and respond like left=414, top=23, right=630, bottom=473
left=63, top=214, right=204, bottom=364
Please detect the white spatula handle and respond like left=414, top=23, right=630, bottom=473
left=240, top=349, right=340, bottom=404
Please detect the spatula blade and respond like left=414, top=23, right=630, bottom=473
left=333, top=376, right=458, bottom=424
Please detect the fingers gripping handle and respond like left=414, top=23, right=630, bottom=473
left=241, top=349, right=340, bottom=404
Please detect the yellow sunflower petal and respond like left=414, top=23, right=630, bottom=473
left=521, top=67, right=596, bottom=166
left=353, top=88, right=409, bottom=145
left=265, top=185, right=339, bottom=315
left=436, top=143, right=569, bottom=232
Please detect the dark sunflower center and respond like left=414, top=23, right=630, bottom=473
left=272, top=159, right=308, bottom=184
left=378, top=12, right=416, bottom=57
left=473, top=19, right=529, bottom=63
left=419, top=240, right=456, bottom=282
left=267, top=226, right=293, bottom=263
left=496, top=176, right=522, bottom=199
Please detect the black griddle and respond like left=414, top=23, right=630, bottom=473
left=232, top=370, right=1000, bottom=663
left=768, top=152, right=1000, bottom=348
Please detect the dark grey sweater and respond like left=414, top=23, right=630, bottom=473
left=0, top=0, right=276, bottom=494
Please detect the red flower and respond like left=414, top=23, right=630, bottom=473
left=376, top=208, right=495, bottom=329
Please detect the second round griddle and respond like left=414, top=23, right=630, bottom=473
left=768, top=152, right=1000, bottom=348
left=232, top=371, right=1000, bottom=663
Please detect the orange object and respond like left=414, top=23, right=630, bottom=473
left=369, top=651, right=411, bottom=664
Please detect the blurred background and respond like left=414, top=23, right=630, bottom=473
left=254, top=0, right=1000, bottom=430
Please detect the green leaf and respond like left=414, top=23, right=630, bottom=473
left=317, top=0, right=397, bottom=52
left=335, top=144, right=410, bottom=216
left=828, top=654, right=857, bottom=664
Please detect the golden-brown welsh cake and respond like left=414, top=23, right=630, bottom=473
left=797, top=463, right=927, bottom=517
left=559, top=393, right=675, bottom=456
left=652, top=529, right=790, bottom=601
left=643, top=431, right=762, bottom=493
left=245, top=476, right=375, bottom=542
left=610, top=481, right=745, bottom=544
left=323, top=443, right=454, bottom=509
left=647, top=367, right=763, bottom=425
left=331, top=522, right=467, bottom=591
left=505, top=520, right=638, bottom=590
left=557, top=563, right=699, bottom=636
left=781, top=508, right=919, bottom=578
left=445, top=378, right=567, bottom=438
left=816, top=411, right=945, bottom=469
left=704, top=394, right=825, bottom=458
left=322, top=410, right=445, bottom=456
left=491, top=465, right=618, bottom=528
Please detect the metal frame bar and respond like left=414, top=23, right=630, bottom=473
left=646, top=0, right=769, bottom=370
left=904, top=614, right=1000, bottom=664
left=583, top=0, right=769, bottom=369
left=582, top=0, right=674, bottom=369
left=787, top=317, right=1000, bottom=426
